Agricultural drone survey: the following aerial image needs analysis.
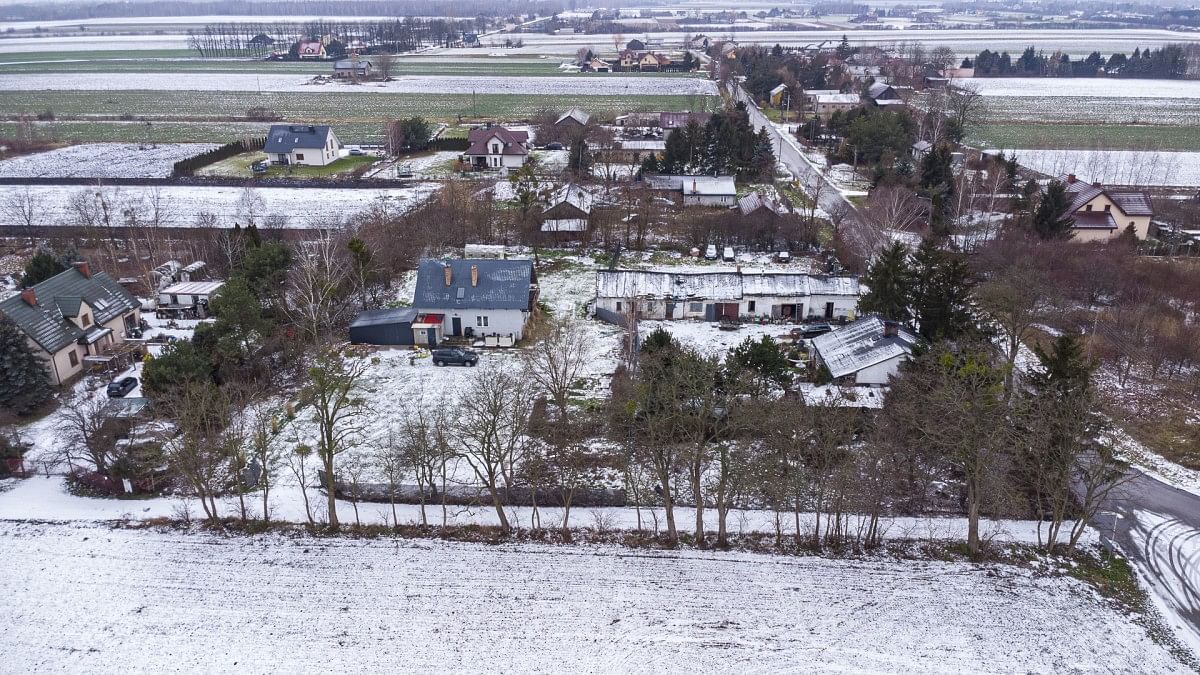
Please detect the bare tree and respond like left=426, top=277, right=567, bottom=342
left=57, top=396, right=116, bottom=474
left=456, top=367, right=536, bottom=532
left=286, top=232, right=352, bottom=343
left=522, top=318, right=591, bottom=417
left=288, top=443, right=316, bottom=525
left=161, top=382, right=236, bottom=522
left=375, top=51, right=395, bottom=80
left=302, top=347, right=369, bottom=529
left=2, top=185, right=45, bottom=246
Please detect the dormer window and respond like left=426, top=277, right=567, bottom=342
left=81, top=313, right=91, bottom=327
left=1085, top=204, right=1092, bottom=211
left=1103, top=204, right=1111, bottom=213
left=491, top=143, right=500, bottom=154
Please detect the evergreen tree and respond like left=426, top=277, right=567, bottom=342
left=858, top=241, right=913, bottom=323
left=19, top=250, right=68, bottom=287
left=909, top=239, right=975, bottom=342
left=567, top=137, right=591, bottom=176
left=1030, top=334, right=1094, bottom=398
left=639, top=152, right=660, bottom=175
left=0, top=316, right=53, bottom=415
left=1032, top=180, right=1075, bottom=240
left=919, top=144, right=955, bottom=194
left=749, top=127, right=776, bottom=181
left=728, top=334, right=791, bottom=393
left=141, top=341, right=213, bottom=398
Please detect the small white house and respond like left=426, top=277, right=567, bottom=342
left=681, top=176, right=736, bottom=207
left=264, top=124, right=344, bottom=167
left=412, top=259, right=539, bottom=342
left=810, top=316, right=919, bottom=386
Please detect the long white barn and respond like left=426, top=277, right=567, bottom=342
left=594, top=268, right=860, bottom=322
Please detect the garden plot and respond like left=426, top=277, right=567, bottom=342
left=1010, top=149, right=1200, bottom=187
left=0, top=183, right=439, bottom=228
left=0, top=142, right=217, bottom=178
left=0, top=72, right=720, bottom=97
left=0, top=521, right=1186, bottom=673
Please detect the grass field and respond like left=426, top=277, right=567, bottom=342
left=196, top=151, right=378, bottom=178
left=0, top=90, right=715, bottom=143
left=970, top=123, right=1200, bottom=152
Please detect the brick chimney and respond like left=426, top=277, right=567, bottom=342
left=882, top=320, right=899, bottom=338
left=19, top=287, right=36, bottom=306
left=1066, top=174, right=1076, bottom=184
left=72, top=260, right=91, bottom=279
left=470, top=264, right=479, bottom=288
left=443, top=264, right=452, bottom=286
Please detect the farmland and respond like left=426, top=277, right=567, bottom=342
left=1006, top=149, right=1200, bottom=187
left=969, top=123, right=1200, bottom=152
left=0, top=142, right=217, bottom=178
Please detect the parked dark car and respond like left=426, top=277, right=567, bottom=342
left=795, top=324, right=834, bottom=340
left=251, top=160, right=269, bottom=174
left=106, top=376, right=138, bottom=398
left=432, top=348, right=479, bottom=367
left=544, top=142, right=564, bottom=150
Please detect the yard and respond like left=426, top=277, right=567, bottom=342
left=196, top=151, right=380, bottom=178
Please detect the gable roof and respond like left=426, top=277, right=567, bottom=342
left=544, top=183, right=594, bottom=216
left=812, top=316, right=919, bottom=379
left=0, top=266, right=138, bottom=354
left=1058, top=176, right=1154, bottom=219
left=298, top=40, right=324, bottom=55
left=683, top=176, right=736, bottom=196
left=912, top=140, right=933, bottom=153
left=556, top=107, right=590, bottom=126
left=464, top=126, right=530, bottom=157
left=414, top=259, right=535, bottom=310
left=334, top=59, right=371, bottom=70
left=867, top=82, right=896, bottom=99
left=265, top=125, right=335, bottom=154
left=737, top=191, right=788, bottom=216
left=815, top=93, right=861, bottom=105
left=770, top=83, right=788, bottom=96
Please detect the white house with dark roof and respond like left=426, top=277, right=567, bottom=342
left=412, top=259, right=539, bottom=341
left=0, top=261, right=140, bottom=385
left=594, top=268, right=859, bottom=322
left=811, top=316, right=919, bottom=386
left=462, top=125, right=530, bottom=170
left=265, top=124, right=343, bottom=167
left=1058, top=174, right=1154, bottom=242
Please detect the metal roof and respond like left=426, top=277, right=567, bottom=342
left=556, top=107, right=591, bottom=126
left=544, top=183, right=593, bottom=216
left=811, top=316, right=919, bottom=379
left=350, top=307, right=418, bottom=328
left=596, top=269, right=859, bottom=301
left=682, top=176, right=736, bottom=196
left=160, top=281, right=225, bottom=296
left=414, top=259, right=535, bottom=311
left=0, top=266, right=139, bottom=354
left=265, top=125, right=335, bottom=154
left=815, top=93, right=861, bottom=105
left=737, top=191, right=788, bottom=216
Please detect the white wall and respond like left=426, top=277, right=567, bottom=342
left=853, top=354, right=906, bottom=386
left=683, top=194, right=735, bottom=207
left=425, top=307, right=530, bottom=340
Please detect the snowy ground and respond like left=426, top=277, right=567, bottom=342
left=0, top=182, right=439, bottom=228
left=0, top=142, right=218, bottom=178
left=0, top=72, right=720, bottom=96
left=1008, top=148, right=1200, bottom=187
left=0, top=520, right=1186, bottom=673
left=970, top=77, right=1200, bottom=99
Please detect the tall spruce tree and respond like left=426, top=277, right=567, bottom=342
left=0, top=316, right=53, bottom=415
left=909, top=239, right=975, bottom=342
left=858, top=241, right=913, bottom=323
left=19, top=250, right=68, bottom=287
left=1032, top=180, right=1075, bottom=240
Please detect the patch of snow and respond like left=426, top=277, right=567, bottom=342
left=0, top=143, right=219, bottom=179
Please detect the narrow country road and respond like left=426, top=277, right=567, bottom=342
left=1098, top=468, right=1200, bottom=652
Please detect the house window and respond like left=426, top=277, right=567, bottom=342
left=690, top=302, right=702, bottom=312
left=615, top=301, right=623, bottom=312
left=296, top=153, right=305, bottom=160
left=1103, top=204, right=1111, bottom=212
left=1085, top=204, right=1093, bottom=211
left=492, top=144, right=500, bottom=154
left=68, top=350, right=79, bottom=367
left=477, top=316, right=489, bottom=327
left=748, top=301, right=756, bottom=312
left=81, top=313, right=91, bottom=327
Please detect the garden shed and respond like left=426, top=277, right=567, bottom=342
left=348, top=308, right=417, bottom=346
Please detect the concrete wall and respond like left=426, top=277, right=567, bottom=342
left=595, top=295, right=858, bottom=322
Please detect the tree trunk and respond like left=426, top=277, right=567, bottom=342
left=966, top=479, right=980, bottom=556
left=323, top=452, right=339, bottom=529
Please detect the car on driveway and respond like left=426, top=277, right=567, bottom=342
left=250, top=160, right=269, bottom=174
left=704, top=244, right=718, bottom=260
left=106, top=376, right=138, bottom=398
left=431, top=348, right=479, bottom=367
left=792, top=324, right=834, bottom=340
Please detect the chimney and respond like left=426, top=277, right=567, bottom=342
left=72, top=260, right=91, bottom=279
left=443, top=264, right=452, bottom=287
left=1066, top=173, right=1076, bottom=184
left=1092, top=181, right=1102, bottom=188
left=882, top=320, right=899, bottom=338
left=691, top=178, right=698, bottom=194
left=19, top=287, right=36, bottom=306
left=470, top=264, right=479, bottom=288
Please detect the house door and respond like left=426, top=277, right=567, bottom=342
left=716, top=303, right=739, bottom=320
left=451, top=317, right=462, bottom=336
left=824, top=302, right=834, bottom=319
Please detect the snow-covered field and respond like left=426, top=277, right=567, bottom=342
left=1010, top=148, right=1200, bottom=187
left=0, top=72, right=720, bottom=96
left=0, top=520, right=1186, bottom=673
left=970, top=78, right=1200, bottom=99
left=0, top=143, right=217, bottom=178
left=0, top=183, right=439, bottom=228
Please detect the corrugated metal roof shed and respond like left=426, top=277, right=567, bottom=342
left=811, top=316, right=918, bottom=379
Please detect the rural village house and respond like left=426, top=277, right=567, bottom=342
left=594, top=269, right=860, bottom=323
left=0, top=262, right=141, bottom=385
left=462, top=125, right=530, bottom=170
left=866, top=82, right=906, bottom=107
left=555, top=107, right=591, bottom=130
left=737, top=191, right=790, bottom=217
left=814, top=93, right=862, bottom=119
left=412, top=259, right=539, bottom=342
left=1058, top=174, right=1155, bottom=241
left=264, top=124, right=344, bottom=167
left=810, top=316, right=919, bottom=386
left=541, top=183, right=595, bottom=233
left=682, top=176, right=737, bottom=207
left=333, top=59, right=372, bottom=79
left=297, top=40, right=326, bottom=59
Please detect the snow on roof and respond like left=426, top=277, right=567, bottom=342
left=815, top=93, right=861, bottom=105
left=0, top=266, right=138, bottom=354
left=770, top=83, right=788, bottom=95
left=596, top=269, right=859, bottom=301
left=544, top=183, right=593, bottom=215
left=160, top=281, right=225, bottom=296
left=737, top=191, right=788, bottom=216
left=912, top=140, right=932, bottom=152
left=556, top=107, right=591, bottom=126
left=682, top=176, right=736, bottom=196
left=1059, top=176, right=1154, bottom=218
left=811, top=316, right=918, bottom=380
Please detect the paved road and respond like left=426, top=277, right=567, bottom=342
left=1098, top=468, right=1200, bottom=651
